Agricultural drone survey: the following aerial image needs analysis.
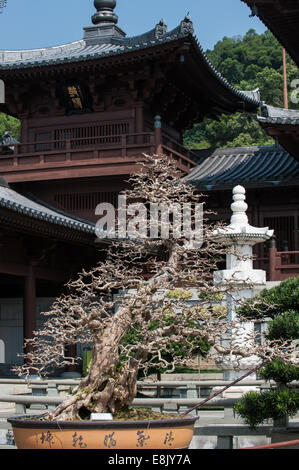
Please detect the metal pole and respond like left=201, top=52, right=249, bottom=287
left=181, top=361, right=268, bottom=416
left=283, top=48, right=288, bottom=109
left=241, top=439, right=299, bottom=450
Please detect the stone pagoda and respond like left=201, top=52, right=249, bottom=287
left=213, top=185, right=274, bottom=381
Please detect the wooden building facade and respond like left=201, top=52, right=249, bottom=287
left=0, top=0, right=298, bottom=375
left=0, top=2, right=260, bottom=224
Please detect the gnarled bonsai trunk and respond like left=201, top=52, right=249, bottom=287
left=48, top=312, right=140, bottom=421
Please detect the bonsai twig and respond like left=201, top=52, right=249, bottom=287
left=181, top=361, right=268, bottom=416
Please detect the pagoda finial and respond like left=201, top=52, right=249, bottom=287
left=92, top=0, right=118, bottom=26
left=230, top=185, right=248, bottom=227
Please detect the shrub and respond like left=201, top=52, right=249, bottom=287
left=234, top=277, right=299, bottom=427
left=237, top=276, right=299, bottom=320
left=234, top=389, right=299, bottom=429
left=259, top=359, right=299, bottom=385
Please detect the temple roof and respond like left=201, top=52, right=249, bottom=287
left=241, top=0, right=299, bottom=67
left=0, top=14, right=261, bottom=111
left=258, top=104, right=299, bottom=126
left=256, top=105, right=299, bottom=161
left=0, top=183, right=95, bottom=234
left=240, top=2, right=299, bottom=160
left=185, top=145, right=299, bottom=190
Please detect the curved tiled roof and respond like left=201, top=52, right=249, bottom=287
left=185, top=145, right=299, bottom=189
left=258, top=104, right=299, bottom=126
left=0, top=184, right=95, bottom=234
left=0, top=16, right=261, bottom=109
left=0, top=39, right=119, bottom=69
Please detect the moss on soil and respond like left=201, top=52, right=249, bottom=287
left=22, top=408, right=186, bottom=422
left=113, top=408, right=185, bottom=421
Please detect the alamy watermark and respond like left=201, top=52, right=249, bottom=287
left=95, top=196, right=204, bottom=249
left=291, top=79, right=299, bottom=104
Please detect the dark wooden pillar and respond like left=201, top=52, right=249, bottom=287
left=23, top=265, right=36, bottom=360
left=269, top=238, right=278, bottom=282
left=135, top=104, right=144, bottom=133
left=135, top=104, right=144, bottom=145
left=20, top=113, right=29, bottom=144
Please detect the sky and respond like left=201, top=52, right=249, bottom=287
left=0, top=0, right=267, bottom=52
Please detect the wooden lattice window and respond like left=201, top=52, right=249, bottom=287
left=35, top=132, right=52, bottom=151
left=264, top=216, right=295, bottom=251
left=54, top=191, right=119, bottom=212
left=53, top=122, right=129, bottom=148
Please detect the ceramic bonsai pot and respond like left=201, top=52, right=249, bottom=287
left=8, top=415, right=198, bottom=449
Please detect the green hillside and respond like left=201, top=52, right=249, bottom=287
left=183, top=29, right=299, bottom=150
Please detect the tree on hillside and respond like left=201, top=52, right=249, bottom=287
left=184, top=29, right=299, bottom=150
left=184, top=113, right=274, bottom=150
left=0, top=113, right=20, bottom=141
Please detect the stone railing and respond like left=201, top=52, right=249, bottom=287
left=0, top=377, right=271, bottom=401
left=0, top=392, right=277, bottom=450
left=1, top=378, right=295, bottom=449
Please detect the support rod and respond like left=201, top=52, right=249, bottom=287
left=181, top=361, right=268, bottom=416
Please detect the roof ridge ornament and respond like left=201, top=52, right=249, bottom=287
left=180, top=12, right=194, bottom=35
left=92, top=0, right=118, bottom=26
left=84, top=0, right=126, bottom=44
left=155, top=18, right=168, bottom=38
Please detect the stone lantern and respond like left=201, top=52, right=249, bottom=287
left=213, top=185, right=274, bottom=381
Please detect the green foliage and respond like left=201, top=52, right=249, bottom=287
left=234, top=389, right=299, bottom=429
left=206, top=29, right=294, bottom=91
left=260, top=359, right=299, bottom=385
left=235, top=278, right=299, bottom=426
left=117, top=288, right=212, bottom=375
left=183, top=113, right=273, bottom=150
left=184, top=29, right=299, bottom=150
left=165, top=288, right=194, bottom=300
left=82, top=349, right=92, bottom=377
left=237, top=276, right=299, bottom=321
left=118, top=316, right=211, bottom=378
left=0, top=113, right=20, bottom=140
left=266, top=310, right=299, bottom=342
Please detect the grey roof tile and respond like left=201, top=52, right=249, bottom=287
left=0, top=184, right=95, bottom=234
left=0, top=18, right=261, bottom=108
left=258, top=104, right=299, bottom=125
left=185, top=145, right=299, bottom=189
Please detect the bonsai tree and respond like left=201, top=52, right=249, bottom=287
left=234, top=276, right=299, bottom=428
left=13, top=155, right=296, bottom=422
